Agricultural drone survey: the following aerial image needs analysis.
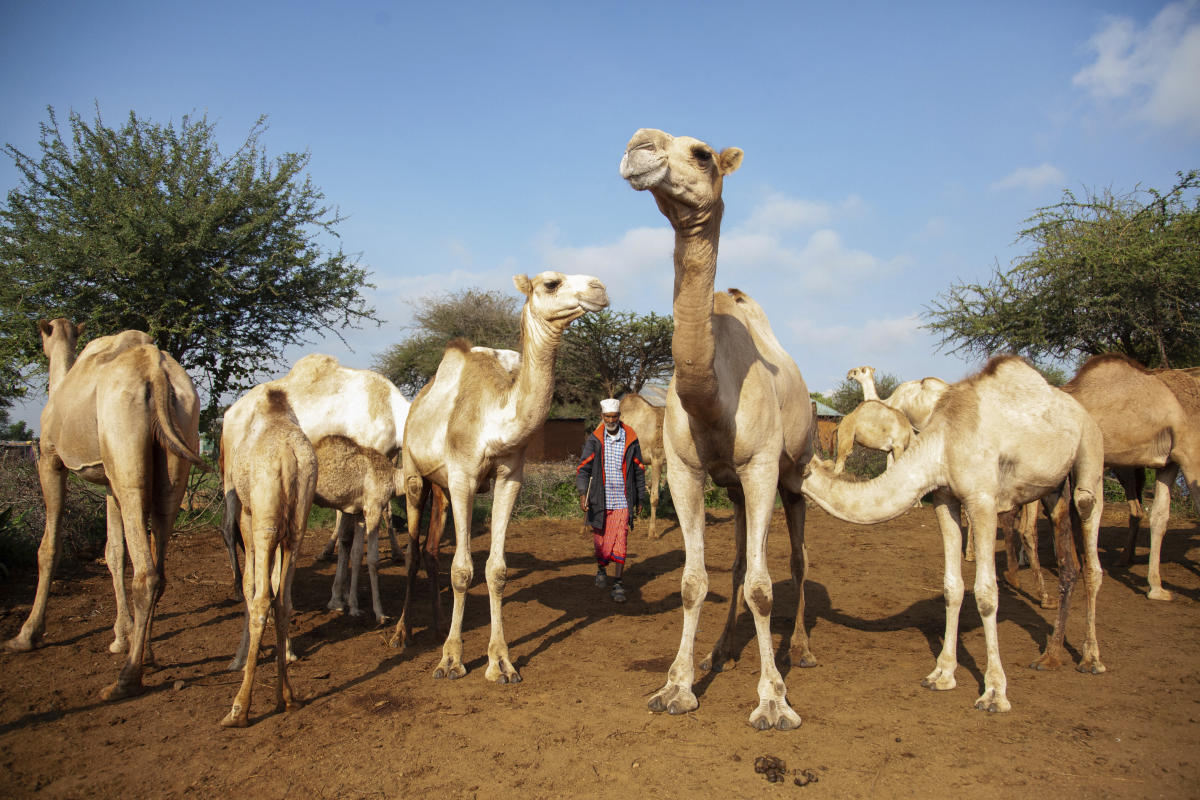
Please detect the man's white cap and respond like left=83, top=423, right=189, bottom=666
left=600, top=398, right=620, bottom=414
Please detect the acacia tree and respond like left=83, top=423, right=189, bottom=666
left=0, top=107, right=377, bottom=424
left=925, top=170, right=1200, bottom=368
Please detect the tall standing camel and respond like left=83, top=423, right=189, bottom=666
left=397, top=271, right=608, bottom=683
left=5, top=319, right=206, bottom=701
left=803, top=356, right=1106, bottom=713
left=832, top=399, right=913, bottom=474
left=621, top=128, right=815, bottom=730
left=846, top=365, right=949, bottom=431
left=618, top=393, right=666, bottom=537
left=1062, top=354, right=1199, bottom=600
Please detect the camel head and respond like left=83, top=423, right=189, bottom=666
left=38, top=318, right=84, bottom=359
left=513, top=271, right=609, bottom=330
left=619, top=128, right=743, bottom=229
left=847, top=366, right=875, bottom=384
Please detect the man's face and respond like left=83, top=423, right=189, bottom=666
left=602, top=411, right=620, bottom=433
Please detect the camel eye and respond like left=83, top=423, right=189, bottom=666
left=543, top=279, right=561, bottom=292
left=692, top=148, right=712, bottom=164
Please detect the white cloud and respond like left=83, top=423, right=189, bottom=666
left=991, top=164, right=1067, bottom=192
left=1073, top=1, right=1200, bottom=131
left=534, top=225, right=675, bottom=311
left=737, top=191, right=865, bottom=234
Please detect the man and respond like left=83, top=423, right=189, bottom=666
left=577, top=397, right=648, bottom=603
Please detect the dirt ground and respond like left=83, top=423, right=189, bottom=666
left=1, top=502, right=1198, bottom=799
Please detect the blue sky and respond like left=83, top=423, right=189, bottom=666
left=3, top=0, right=1198, bottom=428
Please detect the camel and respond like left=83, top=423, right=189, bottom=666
left=618, top=393, right=666, bottom=537
left=395, top=271, right=608, bottom=682
left=5, top=319, right=206, bottom=702
left=1060, top=354, right=1199, bottom=600
left=846, top=365, right=949, bottom=432
left=221, top=387, right=316, bottom=727
left=621, top=128, right=815, bottom=730
left=832, top=399, right=913, bottom=474
left=802, top=356, right=1106, bottom=713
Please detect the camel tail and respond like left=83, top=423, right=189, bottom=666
left=149, top=359, right=210, bottom=471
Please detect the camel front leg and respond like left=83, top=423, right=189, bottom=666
left=5, top=455, right=68, bottom=652
left=965, top=499, right=1010, bottom=713
left=327, top=512, right=356, bottom=613
left=104, top=494, right=134, bottom=654
left=1031, top=489, right=1078, bottom=671
left=922, top=491, right=964, bottom=692
left=1146, top=463, right=1179, bottom=601
left=779, top=487, right=816, bottom=668
left=481, top=460, right=524, bottom=684
left=647, top=459, right=662, bottom=539
left=701, top=488, right=746, bottom=673
left=1113, top=467, right=1144, bottom=567
left=362, top=506, right=386, bottom=624
left=434, top=476, right=476, bottom=680
left=741, top=467, right=801, bottom=731
left=1074, top=475, right=1106, bottom=675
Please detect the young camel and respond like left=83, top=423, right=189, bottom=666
left=803, top=356, right=1106, bottom=713
left=832, top=399, right=913, bottom=474
left=396, top=271, right=608, bottom=682
left=619, top=393, right=666, bottom=538
left=5, top=319, right=206, bottom=702
left=846, top=365, right=949, bottom=431
left=621, top=128, right=815, bottom=730
left=222, top=387, right=316, bottom=728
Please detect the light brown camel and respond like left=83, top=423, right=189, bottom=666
left=5, top=319, right=206, bottom=702
left=1061, top=354, right=1199, bottom=600
left=221, top=387, right=316, bottom=728
left=832, top=399, right=914, bottom=474
left=619, top=393, right=666, bottom=537
left=847, top=365, right=949, bottom=431
left=395, top=271, right=608, bottom=682
left=802, top=356, right=1106, bottom=713
left=621, top=128, right=815, bottom=730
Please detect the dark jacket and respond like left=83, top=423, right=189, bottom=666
left=576, top=422, right=648, bottom=531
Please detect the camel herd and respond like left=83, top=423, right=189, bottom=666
left=4, top=128, right=1198, bottom=731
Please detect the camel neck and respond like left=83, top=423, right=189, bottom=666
left=46, top=347, right=77, bottom=396
left=859, top=380, right=880, bottom=402
left=511, top=307, right=561, bottom=434
left=670, top=206, right=723, bottom=423
left=803, top=432, right=945, bottom=524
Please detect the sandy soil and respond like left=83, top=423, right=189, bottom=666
left=1, top=503, right=1198, bottom=799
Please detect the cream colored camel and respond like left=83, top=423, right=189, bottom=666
left=803, top=356, right=1106, bottom=713
left=221, top=387, right=316, bottom=728
left=1062, top=354, right=1200, bottom=600
left=847, top=365, right=949, bottom=431
left=396, top=271, right=608, bottom=682
left=5, top=319, right=205, bottom=702
left=832, top=399, right=913, bottom=474
left=619, top=393, right=665, bottom=538
left=621, top=128, right=815, bottom=730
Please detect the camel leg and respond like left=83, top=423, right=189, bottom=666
left=346, top=516, right=368, bottom=618
left=833, top=424, right=853, bottom=475
left=700, top=489, right=746, bottom=673
left=222, top=527, right=270, bottom=727
left=318, top=511, right=341, bottom=562
left=647, top=459, right=662, bottom=539
left=424, top=485, right=448, bottom=639
left=1146, top=463, right=1180, bottom=601
left=273, top=546, right=300, bottom=714
left=101, top=491, right=155, bottom=701
left=741, top=463, right=800, bottom=731
left=433, top=475, right=477, bottom=680
left=1000, top=509, right=1020, bottom=589
left=963, top=510, right=975, bottom=563
left=1020, top=501, right=1054, bottom=609
left=327, top=512, right=356, bottom=613
left=390, top=479, right=427, bottom=648
left=1114, top=467, right=1145, bottom=567
left=362, top=506, right=386, bottom=624
left=220, top=489, right=244, bottom=594
left=1073, top=474, right=1106, bottom=674
left=5, top=455, right=68, bottom=652
left=1030, top=489, right=1077, bottom=671
left=648, top=455, right=706, bottom=718
left=481, top=459, right=523, bottom=684
left=228, top=508, right=256, bottom=672
left=104, top=494, right=134, bottom=654
left=779, top=487, right=816, bottom=668
left=965, top=499, right=1009, bottom=712
left=922, top=491, right=964, bottom=692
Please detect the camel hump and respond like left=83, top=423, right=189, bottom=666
left=287, top=353, right=341, bottom=382
left=1066, top=353, right=1148, bottom=389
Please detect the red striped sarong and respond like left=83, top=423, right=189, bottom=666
left=592, top=508, right=629, bottom=566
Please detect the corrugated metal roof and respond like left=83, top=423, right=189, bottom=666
left=813, top=400, right=844, bottom=417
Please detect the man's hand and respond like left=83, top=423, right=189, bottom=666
left=579, top=495, right=588, bottom=511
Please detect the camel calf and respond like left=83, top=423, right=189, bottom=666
left=313, top=435, right=404, bottom=624
left=222, top=387, right=316, bottom=728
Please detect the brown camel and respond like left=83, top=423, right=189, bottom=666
left=802, top=356, right=1106, bottom=713
left=619, top=392, right=666, bottom=537
left=5, top=319, right=206, bottom=702
left=221, top=387, right=316, bottom=728
left=832, top=399, right=914, bottom=474
left=621, top=128, right=815, bottom=730
left=396, top=271, right=608, bottom=682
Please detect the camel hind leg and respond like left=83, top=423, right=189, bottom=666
left=1113, top=467, right=1145, bottom=567
left=100, top=489, right=156, bottom=701
left=777, top=487, right=815, bottom=669
left=646, top=458, right=662, bottom=539
left=1145, top=463, right=1180, bottom=601
left=1030, top=488, right=1078, bottom=671
left=103, top=494, right=134, bottom=654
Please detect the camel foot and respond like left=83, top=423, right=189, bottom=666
left=964, top=551, right=975, bottom=563
left=700, top=650, right=736, bottom=673
left=1029, top=651, right=1064, bottom=671
left=226, top=655, right=246, bottom=672
left=100, top=679, right=145, bottom=702
left=1002, top=570, right=1020, bottom=591
left=4, top=634, right=39, bottom=653
left=749, top=699, right=801, bottom=731
left=433, top=657, right=467, bottom=680
left=1076, top=655, right=1106, bottom=675
left=1039, top=594, right=1060, bottom=610
left=275, top=697, right=302, bottom=714
left=1147, top=586, right=1173, bottom=602
left=317, top=544, right=337, bottom=563
left=974, top=688, right=1011, bottom=713
left=347, top=607, right=366, bottom=618
left=220, top=708, right=249, bottom=728
left=921, top=667, right=956, bottom=691
left=648, top=683, right=699, bottom=716
left=327, top=599, right=348, bottom=613
left=485, top=658, right=522, bottom=684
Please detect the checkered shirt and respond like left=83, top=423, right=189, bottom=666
left=602, top=425, right=628, bottom=510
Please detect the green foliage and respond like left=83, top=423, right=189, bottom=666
left=0, top=106, right=377, bottom=424
left=0, top=408, right=34, bottom=441
left=827, top=371, right=902, bottom=414
left=925, top=170, right=1200, bottom=369
left=0, top=454, right=106, bottom=572
left=557, top=310, right=674, bottom=415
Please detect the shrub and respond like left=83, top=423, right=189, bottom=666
left=0, top=451, right=107, bottom=573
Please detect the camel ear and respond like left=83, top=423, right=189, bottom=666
left=512, top=274, right=533, bottom=297
left=38, top=320, right=52, bottom=337
left=718, top=147, right=743, bottom=176
left=76, top=322, right=86, bottom=337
